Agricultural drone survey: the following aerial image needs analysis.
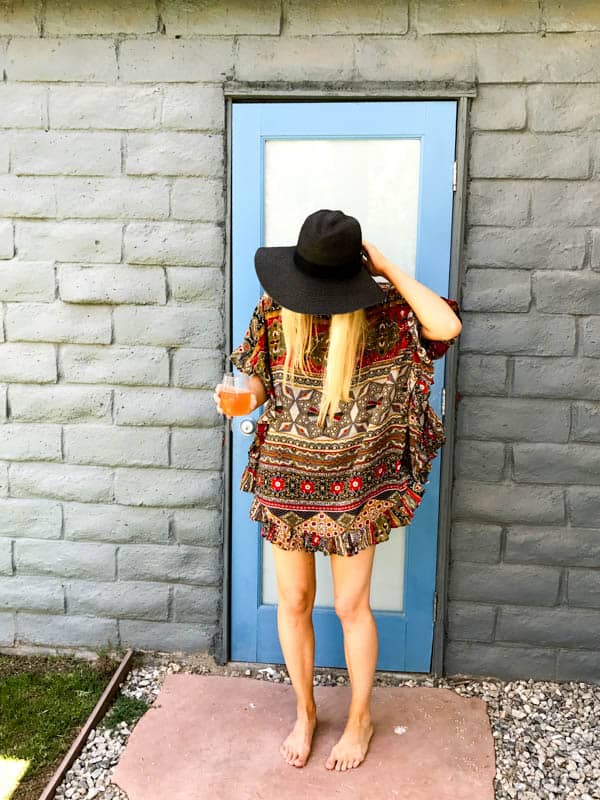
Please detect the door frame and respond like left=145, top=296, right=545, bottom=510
left=217, top=82, right=475, bottom=678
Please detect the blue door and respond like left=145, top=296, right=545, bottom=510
left=230, top=100, right=456, bottom=672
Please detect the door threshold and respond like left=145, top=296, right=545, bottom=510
left=225, top=660, right=434, bottom=683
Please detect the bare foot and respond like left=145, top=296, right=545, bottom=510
left=280, top=713, right=318, bottom=767
left=325, top=717, right=374, bottom=771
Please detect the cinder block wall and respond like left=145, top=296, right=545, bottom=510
left=0, top=1, right=599, bottom=681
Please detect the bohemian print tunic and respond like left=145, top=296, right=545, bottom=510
left=229, top=281, right=461, bottom=558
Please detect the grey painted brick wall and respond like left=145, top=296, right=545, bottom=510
left=0, top=1, right=599, bottom=682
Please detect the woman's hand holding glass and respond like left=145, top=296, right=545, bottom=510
left=214, top=373, right=260, bottom=419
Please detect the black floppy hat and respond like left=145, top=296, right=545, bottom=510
left=254, top=209, right=386, bottom=315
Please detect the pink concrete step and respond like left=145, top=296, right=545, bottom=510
left=112, top=673, right=495, bottom=800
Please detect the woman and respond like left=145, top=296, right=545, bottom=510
left=213, top=209, right=462, bottom=773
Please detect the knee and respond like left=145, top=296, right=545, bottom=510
left=334, top=597, right=371, bottom=624
left=279, top=589, right=314, bottom=617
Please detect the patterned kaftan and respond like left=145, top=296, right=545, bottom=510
left=229, top=281, right=461, bottom=557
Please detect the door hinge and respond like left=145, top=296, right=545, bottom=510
left=441, top=387, right=446, bottom=418
left=452, top=160, right=457, bottom=192
left=433, top=591, right=438, bottom=624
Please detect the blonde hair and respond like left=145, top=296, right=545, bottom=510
left=281, top=306, right=368, bottom=428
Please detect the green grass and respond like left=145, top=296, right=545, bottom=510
left=0, top=652, right=120, bottom=799
left=102, top=694, right=149, bottom=730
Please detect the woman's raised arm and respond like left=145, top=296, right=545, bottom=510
left=362, top=240, right=462, bottom=342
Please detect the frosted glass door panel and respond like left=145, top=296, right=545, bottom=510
left=260, top=137, right=421, bottom=613
left=262, top=528, right=406, bottom=611
left=263, top=138, right=420, bottom=281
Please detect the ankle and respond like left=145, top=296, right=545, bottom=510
left=297, top=702, right=317, bottom=720
left=347, top=710, right=372, bottom=727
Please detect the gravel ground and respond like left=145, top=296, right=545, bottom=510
left=53, top=654, right=600, bottom=800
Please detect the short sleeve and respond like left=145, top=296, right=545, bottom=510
left=229, top=294, right=274, bottom=398
left=419, top=297, right=462, bottom=361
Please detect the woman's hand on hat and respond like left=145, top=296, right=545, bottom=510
left=362, top=240, right=393, bottom=280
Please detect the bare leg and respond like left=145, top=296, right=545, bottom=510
left=325, top=544, right=378, bottom=771
left=271, top=543, right=318, bottom=767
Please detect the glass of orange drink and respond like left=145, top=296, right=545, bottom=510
left=219, top=372, right=253, bottom=416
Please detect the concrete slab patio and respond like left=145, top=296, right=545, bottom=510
left=112, top=673, right=495, bottom=800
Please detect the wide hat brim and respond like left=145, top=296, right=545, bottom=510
left=255, top=246, right=386, bottom=315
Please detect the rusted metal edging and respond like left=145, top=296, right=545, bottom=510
left=39, top=648, right=135, bottom=800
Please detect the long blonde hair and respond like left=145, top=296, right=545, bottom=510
left=281, top=306, right=368, bottom=428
